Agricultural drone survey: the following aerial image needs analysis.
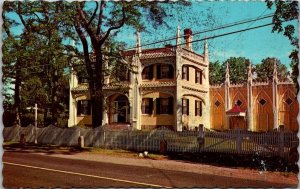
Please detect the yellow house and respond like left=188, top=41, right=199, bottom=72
left=68, top=27, right=210, bottom=131
left=68, top=27, right=298, bottom=132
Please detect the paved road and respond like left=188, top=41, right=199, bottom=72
left=3, top=151, right=297, bottom=188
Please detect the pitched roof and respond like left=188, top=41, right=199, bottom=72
left=122, top=47, right=175, bottom=56
left=226, top=104, right=246, bottom=116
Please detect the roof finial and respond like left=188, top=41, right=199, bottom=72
left=176, top=25, right=181, bottom=48
left=204, top=40, right=209, bottom=62
left=247, top=62, right=252, bottom=82
left=136, top=30, right=141, bottom=56
left=273, top=59, right=278, bottom=83
left=225, top=61, right=230, bottom=84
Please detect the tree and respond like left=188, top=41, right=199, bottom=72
left=68, top=1, right=189, bottom=127
left=254, top=57, right=289, bottom=82
left=3, top=1, right=70, bottom=126
left=208, top=57, right=251, bottom=85
left=3, top=1, right=192, bottom=127
left=223, top=57, right=250, bottom=84
left=209, top=61, right=225, bottom=85
left=266, top=0, right=299, bottom=91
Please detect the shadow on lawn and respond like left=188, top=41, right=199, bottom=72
left=3, top=143, right=298, bottom=174
left=166, top=152, right=299, bottom=174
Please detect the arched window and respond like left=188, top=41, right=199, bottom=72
left=142, top=65, right=154, bottom=80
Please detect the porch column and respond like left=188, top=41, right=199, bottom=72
left=273, top=60, right=279, bottom=130
left=203, top=40, right=211, bottom=129
left=131, top=79, right=141, bottom=130
left=102, top=97, right=108, bottom=125
left=175, top=44, right=183, bottom=131
left=224, top=62, right=230, bottom=130
left=130, top=46, right=142, bottom=129
left=247, top=64, right=253, bottom=131
left=68, top=68, right=78, bottom=127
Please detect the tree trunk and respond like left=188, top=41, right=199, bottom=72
left=91, top=48, right=104, bottom=128
left=44, top=107, right=48, bottom=126
left=51, top=70, right=58, bottom=125
left=14, top=61, right=21, bottom=126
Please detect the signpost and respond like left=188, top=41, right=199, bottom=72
left=27, top=103, right=38, bottom=144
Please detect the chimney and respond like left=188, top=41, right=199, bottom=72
left=184, top=28, right=193, bottom=51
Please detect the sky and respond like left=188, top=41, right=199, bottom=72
left=113, top=1, right=297, bottom=69
left=6, top=1, right=297, bottom=69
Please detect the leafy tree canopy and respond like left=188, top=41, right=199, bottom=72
left=254, top=57, right=289, bottom=82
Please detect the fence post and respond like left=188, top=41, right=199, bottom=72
left=103, top=129, right=106, bottom=148
left=159, top=128, right=167, bottom=154
left=279, top=125, right=285, bottom=158
left=236, top=129, right=242, bottom=154
left=78, top=136, right=84, bottom=148
left=20, top=134, right=26, bottom=146
left=127, top=130, right=129, bottom=150
left=198, top=124, right=205, bottom=150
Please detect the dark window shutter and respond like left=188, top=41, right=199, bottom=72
left=87, top=101, right=91, bottom=115
left=77, top=101, right=81, bottom=116
left=187, top=99, right=189, bottom=115
left=149, top=98, right=153, bottom=115
left=150, top=65, right=154, bottom=79
left=156, top=98, right=161, bottom=114
left=157, top=64, right=161, bottom=79
left=168, top=97, right=173, bottom=114
left=127, top=70, right=130, bottom=81
left=200, top=101, right=202, bottom=116
left=200, top=71, right=203, bottom=84
left=195, top=100, right=197, bottom=116
left=182, top=66, right=184, bottom=79
left=187, top=66, right=189, bottom=81
left=182, top=98, right=184, bottom=114
left=168, top=65, right=174, bottom=79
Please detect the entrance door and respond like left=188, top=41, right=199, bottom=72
left=110, top=95, right=129, bottom=124
left=117, top=101, right=127, bottom=122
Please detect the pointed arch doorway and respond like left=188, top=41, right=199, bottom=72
left=108, top=94, right=130, bottom=124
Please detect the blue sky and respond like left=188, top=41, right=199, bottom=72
left=6, top=1, right=297, bottom=69
left=114, top=1, right=297, bottom=69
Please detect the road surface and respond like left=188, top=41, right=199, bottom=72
left=3, top=151, right=297, bottom=188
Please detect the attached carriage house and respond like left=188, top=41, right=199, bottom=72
left=68, top=28, right=299, bottom=132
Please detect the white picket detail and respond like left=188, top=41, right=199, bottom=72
left=3, top=125, right=297, bottom=159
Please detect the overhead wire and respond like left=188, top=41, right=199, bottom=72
left=124, top=13, right=275, bottom=50
left=7, top=13, right=296, bottom=72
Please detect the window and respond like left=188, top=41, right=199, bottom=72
left=259, top=99, right=267, bottom=106
left=142, top=98, right=153, bottom=114
left=77, top=100, right=91, bottom=116
left=157, top=64, right=174, bottom=79
left=156, top=97, right=173, bottom=114
left=119, top=69, right=130, bottom=81
left=195, top=100, right=202, bottom=116
left=142, top=65, right=154, bottom=80
left=236, top=100, right=243, bottom=106
left=182, top=66, right=189, bottom=80
left=78, top=77, right=89, bottom=84
left=215, top=100, right=221, bottom=107
left=195, top=70, right=202, bottom=84
left=285, top=98, right=293, bottom=106
left=182, top=98, right=189, bottom=115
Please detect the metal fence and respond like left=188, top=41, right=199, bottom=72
left=3, top=124, right=298, bottom=159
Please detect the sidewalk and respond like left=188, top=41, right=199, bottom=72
left=4, top=144, right=298, bottom=186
